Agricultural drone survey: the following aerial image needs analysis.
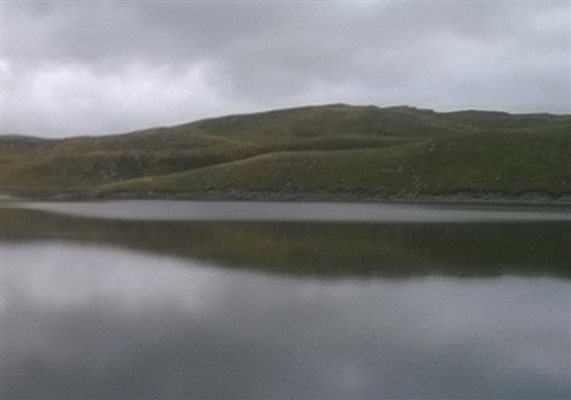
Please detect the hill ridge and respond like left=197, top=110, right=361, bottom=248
left=1, top=103, right=570, bottom=200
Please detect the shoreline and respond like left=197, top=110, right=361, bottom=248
left=2, top=189, right=571, bottom=209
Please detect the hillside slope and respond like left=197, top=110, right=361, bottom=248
left=1, top=104, right=570, bottom=200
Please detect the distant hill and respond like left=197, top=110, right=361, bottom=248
left=1, top=104, right=570, bottom=201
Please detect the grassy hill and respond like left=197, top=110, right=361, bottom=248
left=1, top=104, right=570, bottom=200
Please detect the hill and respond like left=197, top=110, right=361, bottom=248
left=1, top=104, right=570, bottom=201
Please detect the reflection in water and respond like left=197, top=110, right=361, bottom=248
left=11, top=199, right=571, bottom=223
left=1, top=204, right=570, bottom=399
left=1, top=207, right=570, bottom=278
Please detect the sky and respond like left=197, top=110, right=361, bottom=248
left=1, top=1, right=570, bottom=138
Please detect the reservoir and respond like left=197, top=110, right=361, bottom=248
left=1, top=201, right=570, bottom=399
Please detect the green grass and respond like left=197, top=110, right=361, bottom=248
left=1, top=104, right=570, bottom=198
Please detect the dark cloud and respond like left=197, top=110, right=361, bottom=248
left=1, top=1, right=569, bottom=137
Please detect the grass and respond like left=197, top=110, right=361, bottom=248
left=1, top=103, right=570, bottom=198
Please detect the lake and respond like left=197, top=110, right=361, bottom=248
left=1, top=201, right=570, bottom=399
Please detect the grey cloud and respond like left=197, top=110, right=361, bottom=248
left=1, top=1, right=569, bottom=137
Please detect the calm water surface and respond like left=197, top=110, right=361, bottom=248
left=1, top=201, right=570, bottom=399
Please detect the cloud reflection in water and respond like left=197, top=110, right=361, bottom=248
left=2, top=242, right=570, bottom=399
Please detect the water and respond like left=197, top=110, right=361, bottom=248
left=1, top=201, right=570, bottom=399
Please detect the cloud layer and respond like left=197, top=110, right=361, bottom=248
left=1, top=1, right=570, bottom=137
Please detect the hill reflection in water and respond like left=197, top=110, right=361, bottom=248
left=1, top=206, right=569, bottom=279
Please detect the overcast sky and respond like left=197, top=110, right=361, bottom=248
left=1, top=1, right=570, bottom=137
